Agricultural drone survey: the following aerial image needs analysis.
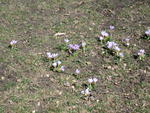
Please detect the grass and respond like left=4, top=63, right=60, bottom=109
left=0, top=0, right=150, bottom=113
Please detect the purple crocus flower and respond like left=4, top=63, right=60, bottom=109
left=101, top=31, right=109, bottom=37
left=109, top=25, right=115, bottom=30
left=68, top=44, right=80, bottom=50
left=10, top=40, right=17, bottom=45
left=106, top=41, right=118, bottom=49
left=138, top=49, right=145, bottom=56
left=64, top=39, right=69, bottom=43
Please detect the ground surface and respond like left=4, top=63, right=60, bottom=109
left=0, top=0, right=150, bottom=113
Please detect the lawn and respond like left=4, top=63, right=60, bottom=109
left=0, top=0, right=150, bottom=113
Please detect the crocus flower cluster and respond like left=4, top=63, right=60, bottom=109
left=106, top=41, right=124, bottom=58
left=51, top=60, right=65, bottom=72
left=137, top=49, right=145, bottom=60
left=81, top=88, right=90, bottom=95
left=68, top=44, right=80, bottom=51
left=46, top=52, right=58, bottom=59
left=81, top=78, right=98, bottom=96
left=101, top=31, right=109, bottom=37
left=98, top=31, right=110, bottom=42
left=10, top=40, right=17, bottom=46
left=52, top=60, right=61, bottom=67
left=137, top=49, right=145, bottom=57
left=88, top=78, right=98, bottom=83
left=106, top=41, right=120, bottom=51
left=145, top=29, right=150, bottom=36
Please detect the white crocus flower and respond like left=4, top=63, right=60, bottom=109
left=119, top=52, right=124, bottom=57
left=126, top=42, right=130, bottom=46
left=75, top=69, right=80, bottom=74
left=114, top=46, right=121, bottom=51
left=52, top=62, right=57, bottom=67
left=99, top=36, right=104, bottom=41
left=85, top=88, right=90, bottom=95
left=81, top=90, right=85, bottom=95
left=46, top=52, right=52, bottom=58
left=81, top=88, right=90, bottom=95
left=57, top=61, right=62, bottom=65
left=93, top=78, right=98, bottom=83
left=81, top=41, right=86, bottom=47
left=60, top=66, right=65, bottom=71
